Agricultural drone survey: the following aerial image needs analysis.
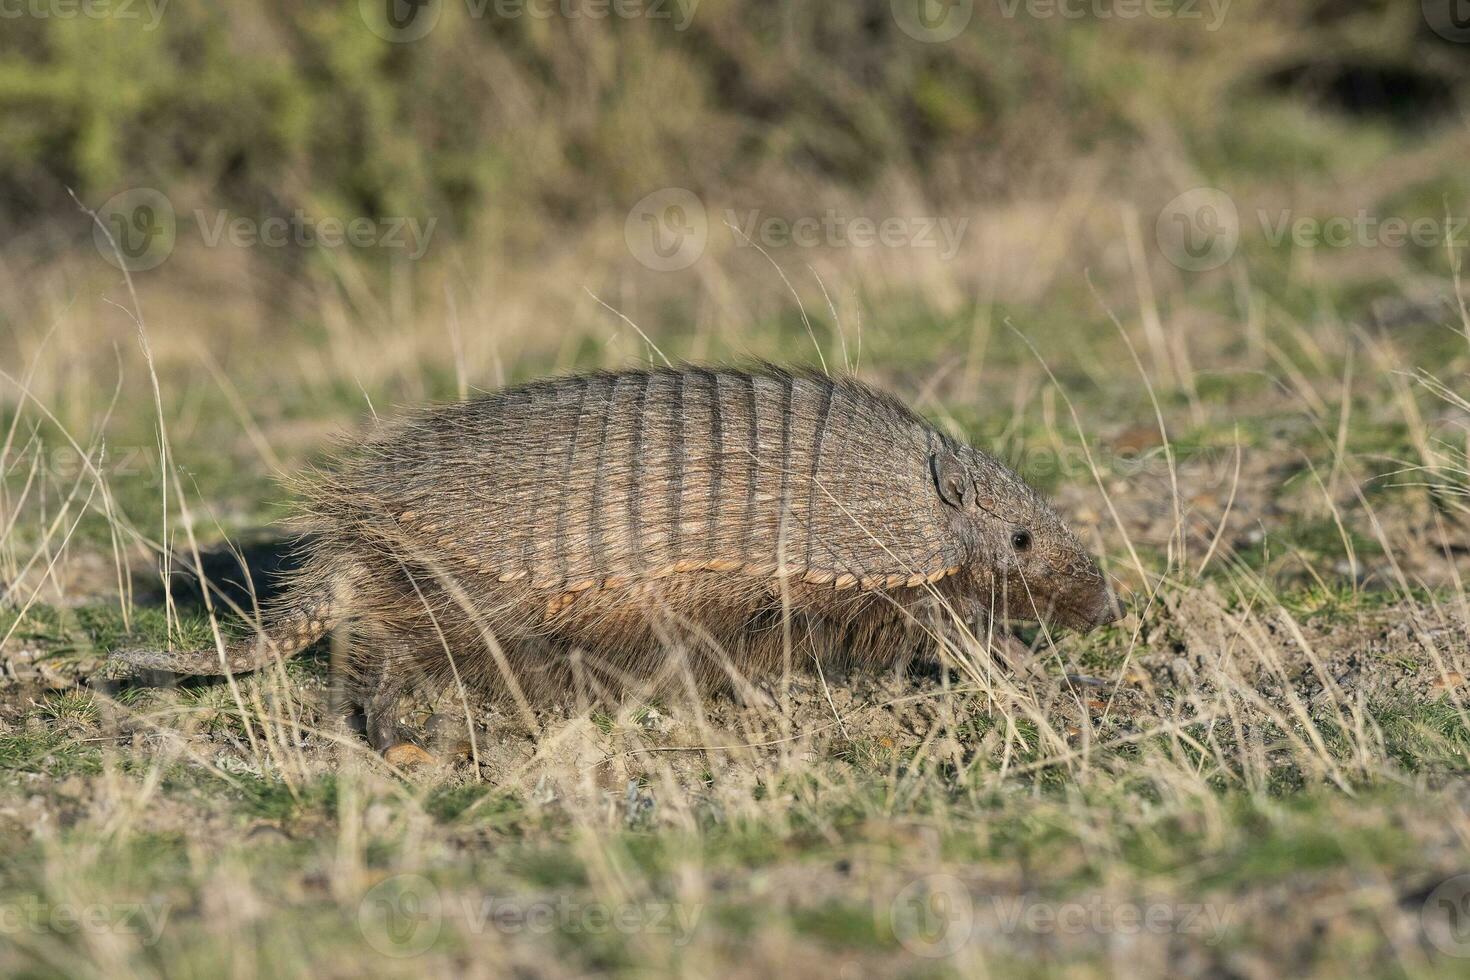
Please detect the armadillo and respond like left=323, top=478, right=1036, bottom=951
left=113, top=366, right=1121, bottom=750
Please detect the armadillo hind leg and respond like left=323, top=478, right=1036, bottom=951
left=362, top=660, right=412, bottom=752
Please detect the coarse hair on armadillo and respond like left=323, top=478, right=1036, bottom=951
left=113, top=365, right=1008, bottom=742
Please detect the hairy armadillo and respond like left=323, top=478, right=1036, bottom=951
left=114, top=366, right=1121, bottom=750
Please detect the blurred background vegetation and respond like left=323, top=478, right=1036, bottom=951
left=0, top=0, right=1468, bottom=534
left=1, top=0, right=1464, bottom=231
left=3, top=1, right=1466, bottom=275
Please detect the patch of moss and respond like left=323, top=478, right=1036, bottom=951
left=424, top=783, right=492, bottom=822
left=0, top=729, right=103, bottom=777
left=235, top=773, right=338, bottom=822
left=791, top=899, right=892, bottom=951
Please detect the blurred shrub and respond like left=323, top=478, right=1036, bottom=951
left=0, top=0, right=1460, bottom=254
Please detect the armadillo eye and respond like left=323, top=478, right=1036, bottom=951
left=1011, top=530, right=1032, bottom=552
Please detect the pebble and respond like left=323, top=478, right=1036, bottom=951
left=246, top=824, right=292, bottom=844
left=1121, top=665, right=1153, bottom=691
left=1111, top=425, right=1164, bottom=454
left=382, top=743, right=436, bottom=769
left=1431, top=672, right=1465, bottom=691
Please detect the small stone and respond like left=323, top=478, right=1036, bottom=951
left=39, top=666, right=73, bottom=691
left=1111, top=425, right=1163, bottom=454
left=638, top=707, right=672, bottom=733
left=1432, top=672, right=1465, bottom=691
left=382, top=743, right=436, bottom=769
left=364, top=803, right=395, bottom=834
left=1121, top=666, right=1153, bottom=690
left=246, top=824, right=291, bottom=843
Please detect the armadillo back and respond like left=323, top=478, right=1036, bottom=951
left=326, top=367, right=969, bottom=600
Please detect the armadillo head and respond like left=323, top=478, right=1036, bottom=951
left=932, top=445, right=1123, bottom=634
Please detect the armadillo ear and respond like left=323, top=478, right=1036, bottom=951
left=931, top=451, right=970, bottom=509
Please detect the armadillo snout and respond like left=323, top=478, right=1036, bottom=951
left=1080, top=585, right=1125, bottom=632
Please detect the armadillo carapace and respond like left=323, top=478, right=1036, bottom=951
left=115, top=366, right=1121, bottom=750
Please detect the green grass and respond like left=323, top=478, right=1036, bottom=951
left=0, top=728, right=103, bottom=777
